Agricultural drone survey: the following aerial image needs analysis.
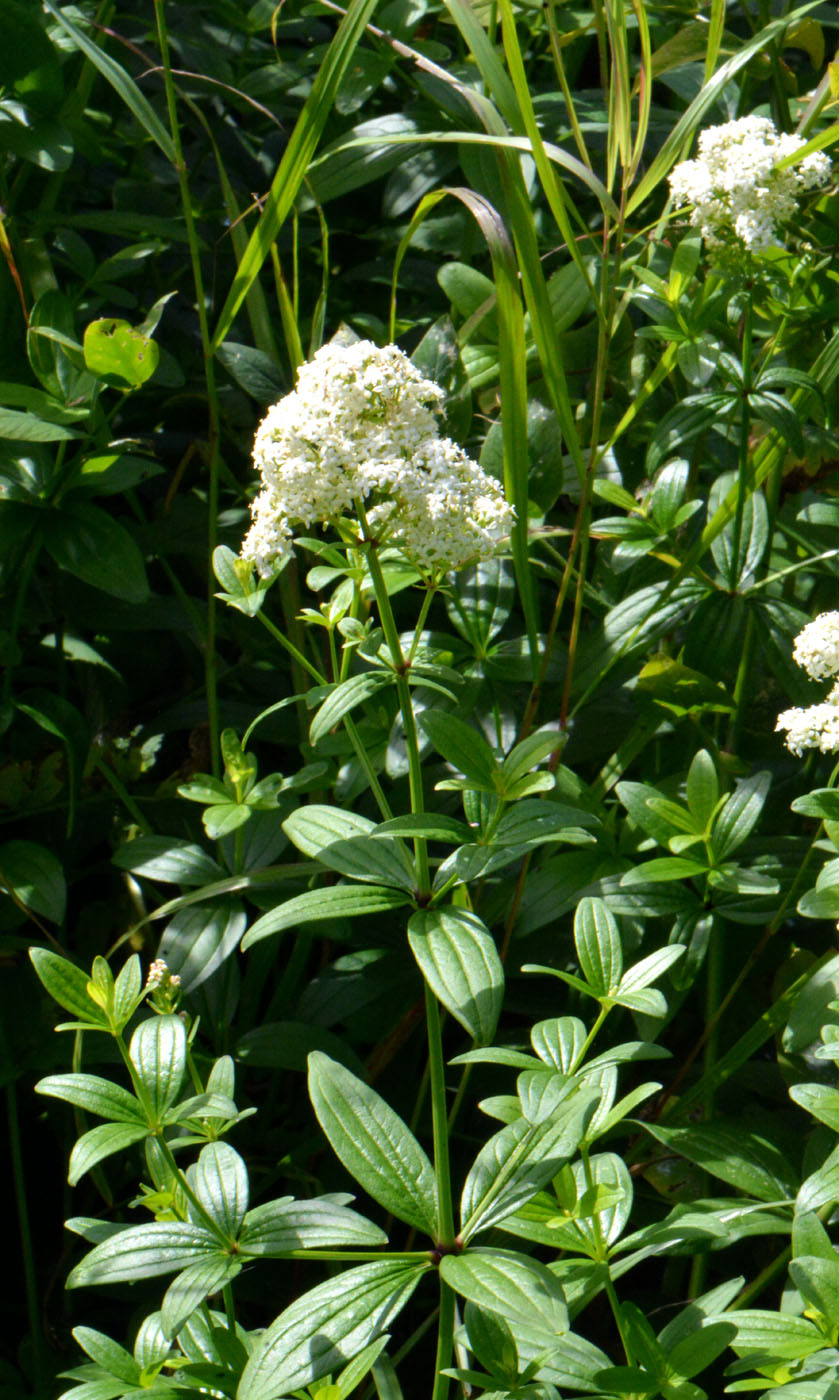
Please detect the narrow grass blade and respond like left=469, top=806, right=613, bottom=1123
left=43, top=1, right=176, bottom=164
left=210, top=0, right=379, bottom=351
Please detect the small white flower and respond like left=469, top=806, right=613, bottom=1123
left=145, top=958, right=169, bottom=990
left=792, top=612, right=839, bottom=680
left=669, top=115, right=831, bottom=254
left=776, top=699, right=839, bottom=756
left=240, top=340, right=512, bottom=577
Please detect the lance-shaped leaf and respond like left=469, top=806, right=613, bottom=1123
left=574, top=897, right=623, bottom=995
left=161, top=1257, right=242, bottom=1340
left=308, top=1053, right=438, bottom=1237
left=418, top=710, right=499, bottom=789
left=36, top=1073, right=146, bottom=1124
left=238, top=1260, right=428, bottom=1400
left=284, top=806, right=415, bottom=890
left=641, top=1121, right=797, bottom=1203
left=189, top=1143, right=249, bottom=1239
left=69, top=1122, right=150, bottom=1186
left=242, top=884, right=412, bottom=950
left=73, top=1327, right=141, bottom=1385
left=67, top=1222, right=220, bottom=1288
left=460, top=1084, right=598, bottom=1240
left=442, top=1249, right=568, bottom=1335
left=129, top=1015, right=186, bottom=1121
left=239, top=1196, right=387, bottom=1254
left=29, top=948, right=109, bottom=1027
left=408, top=907, right=504, bottom=1045
left=310, top=671, right=394, bottom=743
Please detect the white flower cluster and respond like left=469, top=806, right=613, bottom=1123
left=669, top=116, right=831, bottom=254
left=776, top=613, right=839, bottom=755
left=240, top=340, right=513, bottom=577
left=145, top=958, right=180, bottom=991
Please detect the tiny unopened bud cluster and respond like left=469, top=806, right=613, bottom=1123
left=777, top=613, right=839, bottom=755
left=240, top=340, right=513, bottom=578
left=145, top=958, right=181, bottom=991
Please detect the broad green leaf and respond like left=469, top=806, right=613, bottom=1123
left=68, top=1122, right=150, bottom=1186
left=686, top=750, right=719, bottom=829
left=129, top=1016, right=186, bottom=1121
left=112, top=838, right=224, bottom=887
left=618, top=946, right=685, bottom=994
left=798, top=1146, right=839, bottom=1215
left=418, top=710, right=499, bottom=789
left=790, top=1082, right=839, bottom=1133
left=460, top=1085, right=598, bottom=1239
left=407, top=907, right=504, bottom=1045
left=574, top=897, right=623, bottom=995
left=242, top=884, right=412, bottom=950
left=35, top=1073, right=145, bottom=1124
left=308, top=1053, right=439, bottom=1236
left=441, top=1250, right=568, bottom=1335
left=160, top=1256, right=241, bottom=1340
left=712, top=772, right=771, bottom=862
left=29, top=948, right=108, bottom=1027
left=283, top=805, right=415, bottom=890
left=789, top=1254, right=839, bottom=1327
left=792, top=789, right=839, bottom=821
left=42, top=503, right=150, bottom=603
left=190, top=1143, right=249, bottom=1238
left=531, top=1017, right=586, bottom=1071
left=83, top=318, right=159, bottom=388
left=238, top=1261, right=428, bottom=1400
left=722, top=1309, right=825, bottom=1360
left=0, top=406, right=79, bottom=441
left=641, top=1122, right=796, bottom=1202
left=112, top=956, right=143, bottom=1030
left=158, top=900, right=247, bottom=994
left=620, top=857, right=708, bottom=885
left=73, top=1328, right=141, bottom=1385
left=500, top=730, right=561, bottom=787
left=67, top=1222, right=219, bottom=1287
left=239, top=1197, right=387, bottom=1254
left=0, top=840, right=66, bottom=921
left=310, top=672, right=394, bottom=744
left=372, top=814, right=473, bottom=843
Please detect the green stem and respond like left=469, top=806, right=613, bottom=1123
left=425, top=986, right=455, bottom=1247
left=153, top=0, right=221, bottom=774
left=728, top=288, right=755, bottom=594
left=431, top=1277, right=456, bottom=1400
left=407, top=585, right=437, bottom=666
left=5, top=1074, right=46, bottom=1393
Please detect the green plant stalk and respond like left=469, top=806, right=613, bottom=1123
left=728, top=290, right=755, bottom=594
left=5, top=1074, right=46, bottom=1393
left=431, top=1276, right=456, bottom=1400
left=153, top=0, right=221, bottom=775
left=424, top=986, right=455, bottom=1248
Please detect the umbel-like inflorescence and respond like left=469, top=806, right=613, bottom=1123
left=777, top=614, right=839, bottom=755
left=240, top=340, right=513, bottom=578
left=669, top=115, right=831, bottom=254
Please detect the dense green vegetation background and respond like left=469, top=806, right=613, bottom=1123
left=6, top=1, right=839, bottom=1398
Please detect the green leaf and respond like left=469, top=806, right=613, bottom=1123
left=441, top=1250, right=568, bottom=1335
left=283, top=806, right=415, bottom=890
left=238, top=1261, right=428, bottom=1400
left=641, top=1122, right=797, bottom=1202
left=723, top=1309, right=825, bottom=1360
left=620, top=857, right=708, bottom=886
left=42, top=1, right=176, bottom=163
left=574, top=897, right=623, bottom=995
left=215, top=342, right=285, bottom=403
left=67, top=1222, right=219, bottom=1287
left=83, top=318, right=159, bottom=388
left=72, top=1328, right=141, bottom=1385
left=789, top=1254, right=839, bottom=1327
left=68, top=1122, right=150, bottom=1186
left=35, top=1073, right=145, bottom=1124
left=42, top=503, right=150, bottom=603
left=408, top=907, right=504, bottom=1046
left=712, top=772, right=771, bottom=862
left=789, top=1083, right=839, bottom=1134
left=418, top=711, right=499, bottom=789
left=190, top=1143, right=249, bottom=1238
left=161, top=1256, right=241, bottom=1340
left=29, top=948, right=109, bottom=1027
left=0, top=406, right=79, bottom=441
left=239, top=1196, right=387, bottom=1254
left=129, top=1015, right=186, bottom=1121
left=113, top=837, right=224, bottom=887
left=686, top=751, right=719, bottom=829
left=243, top=884, right=413, bottom=950
left=460, top=1085, right=598, bottom=1239
left=372, top=814, right=473, bottom=843
left=0, top=840, right=65, bottom=921
left=308, top=1053, right=439, bottom=1236
left=159, top=900, right=247, bottom=994
left=310, top=672, right=394, bottom=744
